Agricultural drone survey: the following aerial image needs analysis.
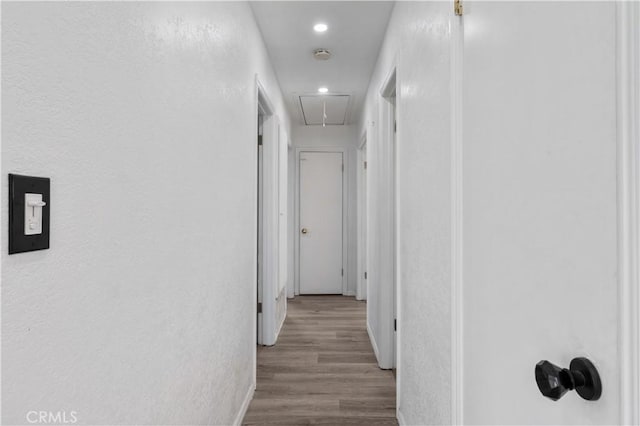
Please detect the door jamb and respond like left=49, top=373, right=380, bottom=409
left=617, top=2, right=640, bottom=423
left=255, top=77, right=279, bottom=347
left=450, top=12, right=464, bottom=425
left=356, top=132, right=368, bottom=301
left=294, top=145, right=349, bottom=296
left=377, top=66, right=398, bottom=371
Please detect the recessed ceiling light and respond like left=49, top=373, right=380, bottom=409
left=318, top=87, right=328, bottom=93
left=314, top=23, right=328, bottom=33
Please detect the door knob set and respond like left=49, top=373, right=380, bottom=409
left=535, top=357, right=602, bottom=401
left=301, top=228, right=308, bottom=234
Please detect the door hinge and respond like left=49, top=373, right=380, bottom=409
left=257, top=135, right=263, bottom=146
left=342, top=164, right=344, bottom=172
left=257, top=302, right=262, bottom=313
left=364, top=271, right=368, bottom=279
left=394, top=120, right=397, bottom=133
left=454, top=0, right=463, bottom=16
left=364, top=161, right=368, bottom=170
left=341, top=268, right=344, bottom=276
left=394, top=319, right=397, bottom=331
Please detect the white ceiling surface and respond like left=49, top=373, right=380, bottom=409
left=250, top=1, right=395, bottom=125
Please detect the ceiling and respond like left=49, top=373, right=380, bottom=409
left=250, top=1, right=395, bottom=126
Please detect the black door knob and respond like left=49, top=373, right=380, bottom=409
left=535, top=357, right=602, bottom=401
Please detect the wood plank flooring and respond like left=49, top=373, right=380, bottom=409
left=243, top=296, right=397, bottom=426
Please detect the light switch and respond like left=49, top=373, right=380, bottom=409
left=24, top=193, right=46, bottom=235
left=9, top=174, right=50, bottom=254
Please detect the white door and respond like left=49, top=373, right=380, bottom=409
left=299, top=151, right=343, bottom=294
left=462, top=2, right=620, bottom=424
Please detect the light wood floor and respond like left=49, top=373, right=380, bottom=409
left=243, top=296, right=397, bottom=426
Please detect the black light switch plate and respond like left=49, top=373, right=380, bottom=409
left=9, top=174, right=50, bottom=254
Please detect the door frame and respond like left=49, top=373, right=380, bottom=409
left=356, top=133, right=368, bottom=301
left=255, top=77, right=280, bottom=347
left=294, top=146, right=348, bottom=296
left=617, top=2, right=640, bottom=423
left=287, top=145, right=296, bottom=299
left=376, top=66, right=398, bottom=371
left=450, top=11, right=464, bottom=425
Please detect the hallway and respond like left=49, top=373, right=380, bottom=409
left=2, top=1, right=639, bottom=425
left=244, top=297, right=397, bottom=425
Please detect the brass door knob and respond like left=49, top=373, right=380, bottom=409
left=301, top=228, right=308, bottom=234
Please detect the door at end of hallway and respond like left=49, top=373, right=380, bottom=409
left=298, top=151, right=344, bottom=295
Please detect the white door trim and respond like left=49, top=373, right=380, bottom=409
left=356, top=132, right=367, bottom=301
left=617, top=2, right=640, bottom=423
left=255, top=77, right=279, bottom=347
left=287, top=146, right=296, bottom=299
left=450, top=11, right=464, bottom=426
left=376, top=65, right=397, bottom=371
left=294, top=145, right=348, bottom=296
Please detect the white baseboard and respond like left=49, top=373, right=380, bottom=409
left=367, top=322, right=381, bottom=362
left=275, top=289, right=287, bottom=341
left=397, top=409, right=407, bottom=426
left=275, top=307, right=286, bottom=340
left=232, top=383, right=255, bottom=426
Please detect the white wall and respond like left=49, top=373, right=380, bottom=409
left=291, top=125, right=359, bottom=297
left=1, top=2, right=289, bottom=425
left=360, top=2, right=454, bottom=424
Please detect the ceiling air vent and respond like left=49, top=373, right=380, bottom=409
left=313, top=48, right=332, bottom=61
left=299, top=95, right=350, bottom=126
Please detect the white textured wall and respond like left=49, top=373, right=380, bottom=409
left=360, top=2, right=453, bottom=424
left=2, top=2, right=289, bottom=425
left=291, top=125, right=359, bottom=297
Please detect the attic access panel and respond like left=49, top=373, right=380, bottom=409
left=299, top=95, right=350, bottom=126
